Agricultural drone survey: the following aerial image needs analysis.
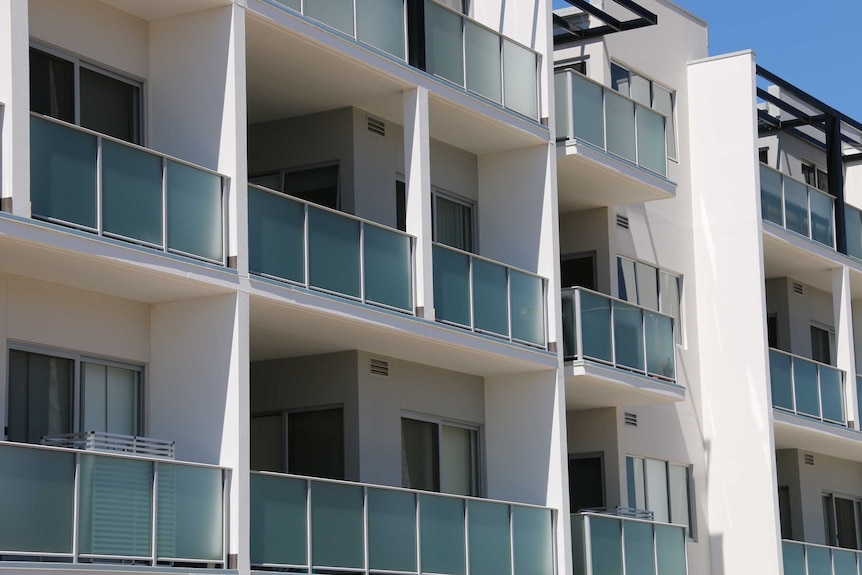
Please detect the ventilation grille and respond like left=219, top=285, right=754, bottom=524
left=803, top=453, right=815, bottom=466
left=367, top=116, right=386, bottom=138
left=369, top=358, right=390, bottom=378
left=616, top=214, right=630, bottom=229
left=624, top=412, right=638, bottom=427
left=792, top=281, right=805, bottom=296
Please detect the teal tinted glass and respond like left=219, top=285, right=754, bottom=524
left=250, top=474, right=307, bottom=566
left=364, top=224, right=413, bottom=311
left=356, top=0, right=405, bottom=59
left=571, top=72, right=604, bottom=148
left=636, top=105, right=666, bottom=176
left=570, top=515, right=587, bottom=575
left=655, top=524, right=687, bottom=575
left=166, top=161, right=223, bottom=262
left=624, top=520, right=656, bottom=575
left=806, top=545, right=831, bottom=574
left=306, top=0, right=354, bottom=35
left=605, top=91, right=636, bottom=162
left=503, top=39, right=538, bottom=119
left=833, top=549, right=857, bottom=575
left=101, top=140, right=163, bottom=246
left=614, top=302, right=645, bottom=371
left=792, top=359, right=820, bottom=418
left=367, top=488, right=416, bottom=571
left=645, top=311, right=675, bottom=379
left=311, top=481, right=363, bottom=568
left=308, top=207, right=361, bottom=298
left=769, top=350, right=794, bottom=411
left=820, top=366, right=844, bottom=423
left=420, top=494, right=466, bottom=575
left=0, top=444, right=75, bottom=554
left=465, top=22, right=502, bottom=103
left=472, top=259, right=509, bottom=337
left=783, top=179, right=809, bottom=237
left=248, top=187, right=306, bottom=283
left=590, top=516, right=624, bottom=575
left=554, top=73, right=571, bottom=139
left=513, top=507, right=553, bottom=575
left=781, top=541, right=805, bottom=575
left=30, top=115, right=97, bottom=228
left=809, top=189, right=834, bottom=247
left=510, top=271, right=545, bottom=346
left=425, top=0, right=464, bottom=86
left=760, top=165, right=784, bottom=225
left=270, top=0, right=300, bottom=9
left=580, top=291, right=612, bottom=362
left=433, top=245, right=471, bottom=326
left=846, top=205, right=862, bottom=260
left=468, top=500, right=511, bottom=575
left=157, top=464, right=224, bottom=561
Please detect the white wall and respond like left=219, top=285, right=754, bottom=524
left=566, top=408, right=621, bottom=509
left=0, top=0, right=29, bottom=215
left=766, top=278, right=835, bottom=359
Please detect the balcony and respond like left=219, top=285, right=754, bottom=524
left=248, top=184, right=415, bottom=314
left=554, top=70, right=674, bottom=211
left=250, top=472, right=555, bottom=575
left=760, top=163, right=835, bottom=251
left=561, top=288, right=681, bottom=408
left=29, top=114, right=227, bottom=265
left=570, top=512, right=687, bottom=575
left=783, top=540, right=862, bottom=575
left=0, top=441, right=227, bottom=566
left=257, top=0, right=540, bottom=121
left=432, top=243, right=548, bottom=348
left=769, top=348, right=846, bottom=426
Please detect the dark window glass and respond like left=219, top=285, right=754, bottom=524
left=778, top=486, right=792, bottom=540
left=401, top=418, right=440, bottom=492
left=80, top=67, right=141, bottom=144
left=811, top=326, right=831, bottom=365
left=610, top=63, right=630, bottom=96
left=8, top=349, right=74, bottom=443
left=288, top=408, right=344, bottom=480
left=561, top=254, right=596, bottom=290
left=396, top=180, right=406, bottom=232
left=434, top=195, right=473, bottom=252
left=30, top=49, right=75, bottom=123
left=283, top=165, right=339, bottom=210
left=569, top=455, right=604, bottom=512
left=835, top=497, right=859, bottom=549
left=767, top=315, right=778, bottom=349
left=759, top=148, right=769, bottom=164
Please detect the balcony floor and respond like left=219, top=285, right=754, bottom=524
left=564, top=360, right=685, bottom=410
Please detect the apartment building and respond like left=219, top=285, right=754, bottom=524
left=0, top=0, right=859, bottom=574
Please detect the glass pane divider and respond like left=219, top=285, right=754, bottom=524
left=506, top=266, right=513, bottom=340
left=461, top=15, right=468, bottom=91
left=359, top=221, right=366, bottom=303
left=96, top=136, right=103, bottom=236
left=508, top=504, right=515, bottom=575
left=567, top=70, right=575, bottom=141
left=222, top=469, right=229, bottom=566
left=632, top=103, right=640, bottom=168
left=609, top=298, right=618, bottom=368
left=468, top=253, right=476, bottom=331
left=72, top=451, right=81, bottom=563
left=306, top=478, right=313, bottom=572
left=151, top=461, right=159, bottom=564
left=500, top=33, right=507, bottom=112
left=415, top=492, right=422, bottom=574
left=303, top=202, right=310, bottom=288
left=583, top=514, right=594, bottom=574
left=464, top=497, right=470, bottom=575
left=641, top=306, right=648, bottom=377
left=575, top=288, right=584, bottom=360
left=362, top=485, right=369, bottom=572
left=352, top=0, right=358, bottom=40
left=161, top=157, right=168, bottom=250
left=807, top=184, right=813, bottom=241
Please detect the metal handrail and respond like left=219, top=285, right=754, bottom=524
left=0, top=439, right=225, bottom=469
left=427, top=0, right=541, bottom=56
left=760, top=162, right=835, bottom=203
left=562, top=286, right=675, bottom=321
left=554, top=68, right=669, bottom=120
left=769, top=346, right=844, bottom=373
left=573, top=511, right=687, bottom=531
left=434, top=241, right=546, bottom=281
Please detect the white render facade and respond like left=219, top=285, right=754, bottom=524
left=0, top=0, right=858, bottom=574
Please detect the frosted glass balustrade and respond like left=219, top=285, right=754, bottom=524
left=769, top=348, right=847, bottom=425
left=30, top=115, right=226, bottom=264
left=761, top=163, right=837, bottom=248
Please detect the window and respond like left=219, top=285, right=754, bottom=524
left=30, top=46, right=142, bottom=144
left=396, top=179, right=406, bottom=232
left=250, top=163, right=340, bottom=210
left=778, top=486, right=793, bottom=540
left=617, top=256, right=682, bottom=343
left=626, top=455, right=693, bottom=536
left=759, top=147, right=770, bottom=165
left=811, top=325, right=834, bottom=365
left=802, top=160, right=828, bottom=193
left=249, top=407, right=345, bottom=480
left=433, top=192, right=475, bottom=252
left=767, top=314, right=778, bottom=349
left=560, top=253, right=597, bottom=290
left=823, top=493, right=862, bottom=549
left=569, top=453, right=605, bottom=512
left=610, top=63, right=676, bottom=160
left=7, top=347, right=142, bottom=443
left=401, top=416, right=479, bottom=496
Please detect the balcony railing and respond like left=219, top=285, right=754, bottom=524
left=262, top=0, right=540, bottom=120
left=30, top=114, right=227, bottom=265
left=760, top=163, right=836, bottom=249
left=562, top=287, right=676, bottom=382
left=250, top=472, right=555, bottom=575
left=783, top=540, right=862, bottom=575
left=554, top=69, right=668, bottom=177
left=249, top=184, right=415, bottom=314
left=0, top=441, right=227, bottom=565
left=571, top=513, right=687, bottom=575
left=432, top=243, right=548, bottom=348
left=769, top=348, right=846, bottom=426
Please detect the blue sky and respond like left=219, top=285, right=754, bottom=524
left=552, top=0, right=862, bottom=120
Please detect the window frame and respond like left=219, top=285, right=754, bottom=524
left=801, top=158, right=829, bottom=193
left=6, top=342, right=145, bottom=442
left=431, top=189, right=478, bottom=253
left=30, top=40, right=146, bottom=146
left=626, top=454, right=695, bottom=540
left=401, top=412, right=482, bottom=497
left=822, top=491, right=862, bottom=550
left=617, top=255, right=683, bottom=344
left=250, top=160, right=341, bottom=211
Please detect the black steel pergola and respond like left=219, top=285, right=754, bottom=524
left=553, top=0, right=657, bottom=45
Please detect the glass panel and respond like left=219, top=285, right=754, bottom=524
left=554, top=73, right=571, bottom=140
left=468, top=500, right=511, bottom=575
left=402, top=418, right=439, bottom=492
left=356, top=0, right=405, bottom=59
left=367, top=488, right=416, bottom=572
left=570, top=515, right=587, bottom=575
left=248, top=187, right=305, bottom=283
left=0, top=444, right=75, bottom=554
left=420, top=494, right=466, bottom=575
left=655, top=524, right=687, bottom=575
left=605, top=91, right=637, bottom=163
left=660, top=271, right=681, bottom=344
left=614, top=302, right=645, bottom=372
left=645, top=311, right=675, bottom=379
left=250, top=474, right=307, bottom=566
left=305, top=0, right=354, bottom=35
left=364, top=225, right=413, bottom=311
left=630, top=74, right=651, bottom=106
left=8, top=349, right=73, bottom=444
left=441, top=425, right=477, bottom=496
left=288, top=408, right=344, bottom=480
left=30, top=49, right=74, bottom=122
left=669, top=464, right=690, bottom=534
left=627, top=456, right=647, bottom=510
left=503, top=39, right=538, bottom=119
left=611, top=63, right=630, bottom=96
left=637, top=106, right=666, bottom=176
left=271, top=0, right=300, bottom=8
left=310, top=481, right=363, bottom=568
left=78, top=454, right=153, bottom=558
left=636, top=261, right=659, bottom=310
left=769, top=350, right=794, bottom=411
left=760, top=165, right=784, bottom=225
left=590, top=516, right=624, bottom=575
left=784, top=178, right=809, bottom=237
left=820, top=366, right=845, bottom=423
left=781, top=541, right=806, bottom=575
left=80, top=67, right=140, bottom=144
left=433, top=245, right=471, bottom=327
left=580, top=291, right=612, bottom=363
left=81, top=362, right=140, bottom=436
left=513, top=507, right=553, bottom=575
left=435, top=195, right=473, bottom=251
left=157, top=464, right=224, bottom=561
left=472, top=259, right=509, bottom=337
left=510, top=271, right=545, bottom=346
left=425, top=0, right=464, bottom=86
left=806, top=545, right=832, bottom=574
left=30, top=116, right=97, bottom=228
left=562, top=289, right=577, bottom=359
left=810, top=189, right=835, bottom=247
left=308, top=207, right=361, bottom=297
left=166, top=161, right=223, bottom=262
left=571, top=73, right=604, bottom=148
left=653, top=85, right=676, bottom=159
left=465, top=21, right=502, bottom=103
left=793, top=359, right=820, bottom=418
left=846, top=205, right=862, bottom=260
left=833, top=549, right=857, bottom=575
left=645, top=458, right=669, bottom=523
left=101, top=141, right=162, bottom=245
left=618, top=257, right=637, bottom=303
left=624, top=520, right=656, bottom=575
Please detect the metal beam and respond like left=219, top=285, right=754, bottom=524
left=613, top=0, right=659, bottom=24
left=553, top=14, right=586, bottom=39
left=565, top=0, right=623, bottom=30
left=826, top=114, right=847, bottom=253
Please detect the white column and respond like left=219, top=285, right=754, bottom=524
left=833, top=266, right=858, bottom=427
left=403, top=87, right=434, bottom=318
left=0, top=0, right=30, bottom=216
